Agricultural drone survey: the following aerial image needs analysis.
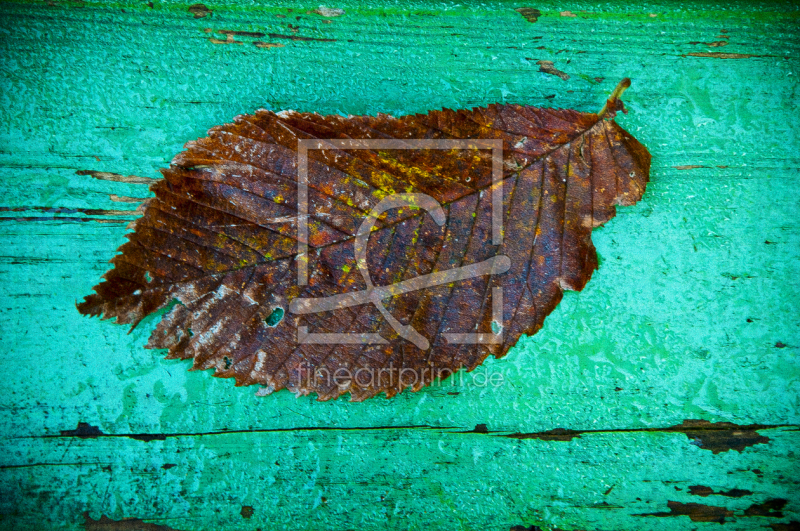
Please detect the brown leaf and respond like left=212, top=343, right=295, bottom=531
left=78, top=79, right=650, bottom=401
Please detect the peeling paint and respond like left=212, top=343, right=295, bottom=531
left=637, top=501, right=734, bottom=523
left=744, top=498, right=788, bottom=517
left=0, top=206, right=135, bottom=215
left=76, top=170, right=154, bottom=184
left=84, top=512, right=183, bottom=531
left=267, top=33, right=336, bottom=42
left=637, top=498, right=790, bottom=523
left=689, top=40, right=729, bottom=47
left=767, top=522, right=800, bottom=531
left=209, top=35, right=243, bottom=45
left=515, top=8, right=541, bottom=23
left=311, top=6, right=345, bottom=17
left=689, top=485, right=753, bottom=498
left=218, top=30, right=266, bottom=38
left=536, top=60, right=569, bottom=80
left=187, top=3, right=211, bottom=19
left=109, top=194, right=147, bottom=203
left=504, top=420, right=779, bottom=454
left=684, top=52, right=760, bottom=59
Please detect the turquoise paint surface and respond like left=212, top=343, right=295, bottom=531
left=0, top=1, right=798, bottom=529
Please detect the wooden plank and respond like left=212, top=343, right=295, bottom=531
left=0, top=0, right=798, bottom=529
left=3, top=427, right=799, bottom=529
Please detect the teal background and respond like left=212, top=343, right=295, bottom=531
left=0, top=1, right=798, bottom=529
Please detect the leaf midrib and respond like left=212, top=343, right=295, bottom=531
left=123, top=111, right=606, bottom=297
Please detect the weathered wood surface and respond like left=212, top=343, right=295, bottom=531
left=0, top=1, right=798, bottom=530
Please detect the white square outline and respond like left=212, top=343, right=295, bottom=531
left=296, top=138, right=504, bottom=346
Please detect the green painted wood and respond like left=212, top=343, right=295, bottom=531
left=0, top=1, right=798, bottom=529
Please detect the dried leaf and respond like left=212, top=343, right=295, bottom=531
left=79, top=79, right=650, bottom=401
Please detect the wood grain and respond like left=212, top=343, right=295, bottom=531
left=0, top=1, right=798, bottom=530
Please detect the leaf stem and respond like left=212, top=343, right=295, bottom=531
left=598, top=78, right=631, bottom=117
